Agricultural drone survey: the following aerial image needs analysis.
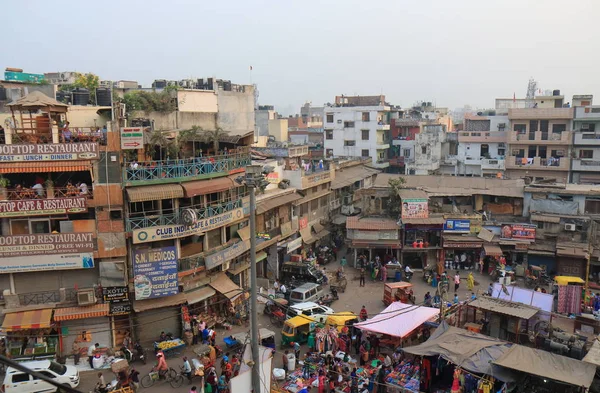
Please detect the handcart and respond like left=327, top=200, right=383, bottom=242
left=154, top=338, right=186, bottom=358
left=329, top=275, right=348, bottom=293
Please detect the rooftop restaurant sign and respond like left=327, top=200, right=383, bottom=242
left=0, top=142, right=99, bottom=162
left=0, top=233, right=95, bottom=257
left=0, top=197, right=87, bottom=217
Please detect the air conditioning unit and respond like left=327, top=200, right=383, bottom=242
left=565, top=223, right=576, bottom=232
left=222, top=261, right=230, bottom=271
left=581, top=124, right=590, bottom=130
left=498, top=123, right=506, bottom=130
left=77, top=289, right=96, bottom=306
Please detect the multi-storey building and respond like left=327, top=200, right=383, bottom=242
left=571, top=95, right=600, bottom=184
left=323, top=95, right=391, bottom=169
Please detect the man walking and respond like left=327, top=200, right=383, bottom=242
left=454, top=272, right=461, bottom=292
left=359, top=268, right=365, bottom=287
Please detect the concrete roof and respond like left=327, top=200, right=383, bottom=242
left=469, top=297, right=540, bottom=320
left=346, top=216, right=399, bottom=230
left=374, top=174, right=525, bottom=198
left=525, top=184, right=600, bottom=196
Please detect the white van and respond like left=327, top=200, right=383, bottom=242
left=286, top=301, right=334, bottom=324
left=2, top=360, right=80, bottom=393
left=289, top=283, right=325, bottom=304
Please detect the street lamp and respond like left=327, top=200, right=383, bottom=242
left=235, top=164, right=272, bottom=393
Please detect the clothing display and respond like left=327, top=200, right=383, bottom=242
left=557, top=285, right=582, bottom=314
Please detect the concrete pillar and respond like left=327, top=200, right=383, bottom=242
left=52, top=124, right=59, bottom=144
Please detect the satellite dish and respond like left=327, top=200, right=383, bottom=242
left=181, top=208, right=197, bottom=226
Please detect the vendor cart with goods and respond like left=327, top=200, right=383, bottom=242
left=192, top=343, right=218, bottom=368
left=383, top=282, right=414, bottom=306
left=154, top=338, right=186, bottom=358
left=329, top=274, right=347, bottom=293
left=264, top=297, right=288, bottom=316
left=230, top=328, right=276, bottom=350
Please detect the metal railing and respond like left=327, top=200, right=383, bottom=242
left=127, top=197, right=246, bottom=231
left=7, top=186, right=93, bottom=200
left=124, top=151, right=251, bottom=183
left=178, top=254, right=205, bottom=272
left=18, top=291, right=60, bottom=305
left=10, top=127, right=107, bottom=146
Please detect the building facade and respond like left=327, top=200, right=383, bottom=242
left=571, top=95, right=600, bottom=184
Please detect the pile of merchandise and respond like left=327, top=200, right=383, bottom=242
left=385, top=359, right=420, bottom=391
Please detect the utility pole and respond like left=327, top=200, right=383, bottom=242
left=585, top=219, right=597, bottom=293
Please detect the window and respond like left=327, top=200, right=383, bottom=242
left=529, top=120, right=538, bottom=132
left=206, top=228, right=222, bottom=249
left=326, top=114, right=334, bottom=123
left=343, top=121, right=355, bottom=128
left=344, top=140, right=355, bottom=147
left=319, top=196, right=328, bottom=208
left=514, top=124, right=527, bottom=133
left=536, top=222, right=545, bottom=229
left=325, top=130, right=333, bottom=140
left=403, top=149, right=411, bottom=157
left=580, top=150, right=594, bottom=159
left=552, top=124, right=566, bottom=133
left=311, top=199, right=319, bottom=211
left=30, top=219, right=50, bottom=234
left=11, top=373, right=29, bottom=383
left=421, top=146, right=427, bottom=154
left=300, top=203, right=308, bottom=216
left=498, top=148, right=505, bottom=156
left=361, top=129, right=369, bottom=140
left=10, top=219, right=29, bottom=235
left=362, top=112, right=370, bottom=122
left=361, top=149, right=369, bottom=157
left=321, top=184, right=328, bottom=191
left=585, top=199, right=600, bottom=214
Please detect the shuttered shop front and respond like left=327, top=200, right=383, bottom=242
left=134, top=306, right=181, bottom=344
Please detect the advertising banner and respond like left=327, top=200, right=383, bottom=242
left=0, top=197, right=87, bottom=217
left=132, top=247, right=179, bottom=300
left=0, top=142, right=98, bottom=162
left=205, top=240, right=250, bottom=270
left=120, top=127, right=144, bottom=150
left=0, top=233, right=94, bottom=257
left=401, top=199, right=429, bottom=219
left=133, top=208, right=245, bottom=244
left=444, top=219, right=471, bottom=233
left=109, top=302, right=132, bottom=316
left=501, top=224, right=536, bottom=240
left=0, top=253, right=94, bottom=274
left=102, top=286, right=129, bottom=303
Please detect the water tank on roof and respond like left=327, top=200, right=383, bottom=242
left=427, top=102, right=432, bottom=107
left=553, top=90, right=561, bottom=96
left=72, top=88, right=89, bottom=106
left=56, top=91, right=72, bottom=105
left=96, top=87, right=112, bottom=107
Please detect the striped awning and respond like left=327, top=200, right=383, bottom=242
left=126, top=184, right=184, bottom=202
left=53, top=304, right=109, bottom=321
left=181, top=177, right=234, bottom=197
left=0, top=161, right=92, bottom=174
left=2, top=309, right=53, bottom=331
left=483, top=243, right=503, bottom=257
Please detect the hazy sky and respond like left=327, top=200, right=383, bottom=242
left=5, top=0, right=600, bottom=114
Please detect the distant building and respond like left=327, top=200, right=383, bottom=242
left=570, top=95, right=600, bottom=184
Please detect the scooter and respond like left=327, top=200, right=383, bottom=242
left=330, top=287, right=339, bottom=300
left=404, top=271, right=414, bottom=282
left=317, top=295, right=335, bottom=307
left=121, top=341, right=147, bottom=364
left=92, top=380, right=118, bottom=393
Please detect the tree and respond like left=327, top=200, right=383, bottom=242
left=73, top=73, right=100, bottom=104
left=121, top=90, right=177, bottom=114
left=201, top=127, right=230, bottom=154
left=385, top=177, right=406, bottom=218
left=148, top=129, right=173, bottom=160
left=177, top=126, right=202, bottom=156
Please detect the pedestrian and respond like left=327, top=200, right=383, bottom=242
left=340, top=256, right=347, bottom=272
left=371, top=335, right=380, bottom=357
left=359, top=342, right=368, bottom=366
left=453, top=293, right=459, bottom=304
left=318, top=371, right=326, bottom=393
left=377, top=366, right=387, bottom=393
left=71, top=339, right=80, bottom=365
left=381, top=265, right=387, bottom=282
left=192, top=320, right=199, bottom=345
left=424, top=292, right=432, bottom=307
left=282, top=350, right=289, bottom=375
left=88, top=342, right=98, bottom=369
left=359, top=305, right=368, bottom=321
left=294, top=341, right=301, bottom=361
left=467, top=272, right=475, bottom=291
left=471, top=292, right=476, bottom=300
left=488, top=283, right=494, bottom=296
left=129, top=368, right=140, bottom=390
left=454, top=271, right=460, bottom=292
left=183, top=356, right=193, bottom=383
left=359, top=268, right=366, bottom=287
left=431, top=273, right=438, bottom=288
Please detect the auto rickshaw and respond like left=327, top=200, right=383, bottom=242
left=383, top=282, right=414, bottom=306
left=281, top=315, right=316, bottom=348
left=554, top=276, right=585, bottom=286
left=525, top=265, right=552, bottom=288
left=325, top=312, right=358, bottom=332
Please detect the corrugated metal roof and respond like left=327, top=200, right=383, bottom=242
left=126, top=184, right=184, bottom=202
left=469, top=297, right=539, bottom=320
left=402, top=217, right=445, bottom=225
left=398, top=189, right=429, bottom=199
left=346, top=216, right=399, bottom=230
left=331, top=165, right=379, bottom=190
left=256, top=192, right=302, bottom=214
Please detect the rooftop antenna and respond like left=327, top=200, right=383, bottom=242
left=526, top=78, right=537, bottom=108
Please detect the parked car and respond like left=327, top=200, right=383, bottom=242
left=289, top=283, right=326, bottom=304
left=3, top=360, right=80, bottom=393
left=281, top=262, right=325, bottom=286
left=286, top=301, right=334, bottom=324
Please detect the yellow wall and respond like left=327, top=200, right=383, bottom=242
left=177, top=90, right=218, bottom=113
left=67, top=106, right=110, bottom=127
left=268, top=119, right=289, bottom=142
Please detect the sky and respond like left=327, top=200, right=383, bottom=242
left=5, top=0, right=600, bottom=115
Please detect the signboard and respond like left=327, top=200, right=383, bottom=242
left=0, top=197, right=87, bottom=218
left=444, top=242, right=482, bottom=249
left=401, top=199, right=429, bottom=219
left=120, top=127, right=144, bottom=150
left=133, top=208, right=245, bottom=244
left=266, top=172, right=280, bottom=184
left=205, top=240, right=251, bottom=270
left=501, top=224, right=536, bottom=240
left=0, top=233, right=94, bottom=257
left=444, top=219, right=471, bottom=233
left=0, top=253, right=94, bottom=274
left=109, top=302, right=132, bottom=316
left=299, top=217, right=308, bottom=230
left=0, top=143, right=98, bottom=162
left=132, top=247, right=179, bottom=300
left=286, top=237, right=302, bottom=254
left=102, top=286, right=129, bottom=303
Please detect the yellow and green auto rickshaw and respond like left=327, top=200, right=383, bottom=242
left=281, top=315, right=316, bottom=348
left=325, top=312, right=358, bottom=332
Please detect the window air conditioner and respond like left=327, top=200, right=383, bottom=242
left=77, top=289, right=96, bottom=306
left=564, top=223, right=576, bottom=232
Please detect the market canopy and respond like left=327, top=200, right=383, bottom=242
left=209, top=273, right=245, bottom=302
left=494, top=344, right=596, bottom=388
left=583, top=338, right=600, bottom=368
left=402, top=322, right=516, bottom=382
left=2, top=309, right=53, bottom=331
left=54, top=304, right=108, bottom=321
left=354, top=302, right=439, bottom=338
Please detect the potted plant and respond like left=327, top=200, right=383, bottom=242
left=45, top=179, right=54, bottom=198
left=0, top=177, right=9, bottom=200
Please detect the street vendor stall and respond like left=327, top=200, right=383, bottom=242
left=1, top=309, right=58, bottom=359
left=383, top=282, right=414, bottom=306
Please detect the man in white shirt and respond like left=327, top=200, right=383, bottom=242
left=88, top=342, right=99, bottom=368
left=31, top=183, right=44, bottom=197
left=78, top=182, right=88, bottom=195
left=280, top=284, right=287, bottom=294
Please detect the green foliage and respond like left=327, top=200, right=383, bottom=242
left=122, top=90, right=177, bottom=114
left=0, top=176, right=10, bottom=188
left=385, top=177, right=405, bottom=218
left=201, top=127, right=229, bottom=153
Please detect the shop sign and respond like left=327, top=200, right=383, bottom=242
left=515, top=243, right=529, bottom=251
left=205, top=240, right=250, bottom=270
left=109, top=301, right=132, bottom=316
left=444, top=242, right=482, bottom=249
left=102, top=286, right=129, bottom=303
left=501, top=224, right=536, bottom=240
left=443, top=219, right=470, bottom=233
left=0, top=252, right=94, bottom=274
left=299, top=217, right=308, bottom=230
left=133, top=208, right=245, bottom=244
left=0, top=233, right=94, bottom=257
left=354, top=230, right=380, bottom=241
left=132, top=246, right=179, bottom=300
left=120, top=127, right=144, bottom=150
left=287, top=237, right=302, bottom=254
left=280, top=222, right=292, bottom=238
left=401, top=199, right=429, bottom=219
left=0, top=142, right=98, bottom=162
left=0, top=197, right=87, bottom=218
left=266, top=172, right=280, bottom=184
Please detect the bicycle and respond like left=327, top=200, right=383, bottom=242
left=140, top=367, right=177, bottom=388
left=170, top=365, right=194, bottom=388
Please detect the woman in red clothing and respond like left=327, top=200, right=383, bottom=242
left=318, top=371, right=327, bottom=393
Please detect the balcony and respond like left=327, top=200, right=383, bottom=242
left=572, top=159, right=600, bottom=172
left=123, top=150, right=251, bottom=186
left=389, top=157, right=406, bottom=166
left=376, top=123, right=390, bottom=131
left=17, top=288, right=78, bottom=306
left=442, top=156, right=458, bottom=165
left=510, top=131, right=572, bottom=144
left=508, top=107, right=574, bottom=120
left=575, top=106, right=600, bottom=120
left=371, top=159, right=390, bottom=169
left=574, top=132, right=600, bottom=146
left=481, top=158, right=505, bottom=170
left=506, top=156, right=570, bottom=170
left=282, top=166, right=333, bottom=190
left=458, top=131, right=507, bottom=143
left=126, top=196, right=245, bottom=231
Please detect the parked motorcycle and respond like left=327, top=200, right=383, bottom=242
left=122, top=341, right=147, bottom=365
left=422, top=266, right=435, bottom=283
left=330, top=287, right=339, bottom=300
left=317, top=295, right=336, bottom=307
left=404, top=271, right=414, bottom=282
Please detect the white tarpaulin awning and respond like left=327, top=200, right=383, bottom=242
left=354, top=302, right=439, bottom=338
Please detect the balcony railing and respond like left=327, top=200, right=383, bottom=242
left=511, top=131, right=571, bottom=143
left=18, top=288, right=78, bottom=306
left=572, top=159, right=600, bottom=171
left=178, top=254, right=205, bottom=272
left=9, top=127, right=107, bottom=146
left=123, top=151, right=251, bottom=185
left=127, top=197, right=245, bottom=231
left=7, top=186, right=93, bottom=201
left=507, top=156, right=569, bottom=170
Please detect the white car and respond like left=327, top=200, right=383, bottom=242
left=286, top=301, right=334, bottom=324
left=2, top=360, right=79, bottom=393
